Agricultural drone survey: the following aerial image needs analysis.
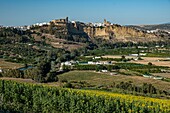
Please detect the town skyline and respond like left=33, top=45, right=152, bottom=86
left=0, top=0, right=170, bottom=26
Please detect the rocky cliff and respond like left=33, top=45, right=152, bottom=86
left=83, top=24, right=160, bottom=42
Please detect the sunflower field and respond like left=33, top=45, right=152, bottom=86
left=0, top=80, right=169, bottom=113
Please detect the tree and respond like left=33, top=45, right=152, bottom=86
left=45, top=71, right=58, bottom=82
left=121, top=55, right=126, bottom=62
left=107, top=65, right=112, bottom=72
left=24, top=63, right=28, bottom=68
left=148, top=62, right=152, bottom=66
left=33, top=61, right=51, bottom=82
left=2, top=69, right=23, bottom=78
left=148, top=62, right=152, bottom=73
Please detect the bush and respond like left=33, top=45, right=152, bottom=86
left=63, top=82, right=73, bottom=88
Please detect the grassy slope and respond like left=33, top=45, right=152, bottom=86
left=0, top=70, right=169, bottom=92
left=58, top=71, right=170, bottom=91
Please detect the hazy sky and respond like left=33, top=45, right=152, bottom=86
left=0, top=0, right=170, bottom=26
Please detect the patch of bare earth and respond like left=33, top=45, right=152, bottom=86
left=102, top=55, right=170, bottom=67
left=0, top=59, right=23, bottom=69
left=43, top=33, right=86, bottom=50
left=152, top=73, right=170, bottom=78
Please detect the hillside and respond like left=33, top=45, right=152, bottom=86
left=140, top=23, right=170, bottom=31
left=1, top=18, right=169, bottom=65
left=128, top=23, right=170, bottom=33
left=1, top=18, right=170, bottom=66
left=30, top=17, right=169, bottom=45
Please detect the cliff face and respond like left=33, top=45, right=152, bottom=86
left=83, top=24, right=158, bottom=42
left=111, top=25, right=149, bottom=37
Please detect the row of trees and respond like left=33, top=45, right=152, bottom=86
left=64, top=62, right=167, bottom=74
left=115, top=63, right=168, bottom=74
left=69, top=64, right=120, bottom=72
left=61, top=80, right=169, bottom=98
left=111, top=81, right=169, bottom=97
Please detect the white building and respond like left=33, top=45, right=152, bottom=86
left=96, top=62, right=102, bottom=65
left=88, top=61, right=95, bottom=65
left=33, top=22, right=50, bottom=27
left=64, top=61, right=72, bottom=66
left=130, top=54, right=138, bottom=57
left=101, top=70, right=108, bottom=73
left=92, top=23, right=104, bottom=27
left=93, top=56, right=101, bottom=59
left=0, top=68, right=2, bottom=73
left=139, top=53, right=147, bottom=56
left=103, top=61, right=109, bottom=65
left=153, top=76, right=163, bottom=80
left=143, top=75, right=152, bottom=78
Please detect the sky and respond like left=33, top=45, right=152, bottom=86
left=0, top=0, right=170, bottom=26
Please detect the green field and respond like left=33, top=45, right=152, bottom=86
left=58, top=71, right=170, bottom=92
left=86, top=47, right=170, bottom=57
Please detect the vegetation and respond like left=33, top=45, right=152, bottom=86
left=1, top=60, right=59, bottom=83
left=63, top=62, right=169, bottom=76
left=114, top=63, right=169, bottom=74
left=0, top=27, right=86, bottom=83
left=58, top=71, right=170, bottom=98
left=1, top=21, right=170, bottom=112
left=85, top=40, right=170, bottom=57
left=31, top=23, right=90, bottom=43
left=77, top=56, right=133, bottom=62
left=0, top=80, right=170, bottom=113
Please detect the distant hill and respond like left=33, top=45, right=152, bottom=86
left=127, top=23, right=170, bottom=31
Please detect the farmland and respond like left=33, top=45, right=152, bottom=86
left=103, top=55, right=170, bottom=67
left=1, top=70, right=170, bottom=99
left=58, top=71, right=170, bottom=91
left=0, top=79, right=170, bottom=113
left=152, top=73, right=170, bottom=78
left=57, top=71, right=170, bottom=99
left=0, top=59, right=24, bottom=69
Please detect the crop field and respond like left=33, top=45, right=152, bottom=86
left=0, top=80, right=170, bottom=113
left=58, top=71, right=170, bottom=91
left=131, top=57, right=170, bottom=67
left=102, top=55, right=170, bottom=67
left=1, top=70, right=169, bottom=92
left=0, top=59, right=24, bottom=69
left=152, top=73, right=170, bottom=78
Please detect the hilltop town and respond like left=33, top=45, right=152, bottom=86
left=32, top=17, right=170, bottom=42
left=3, top=17, right=169, bottom=43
